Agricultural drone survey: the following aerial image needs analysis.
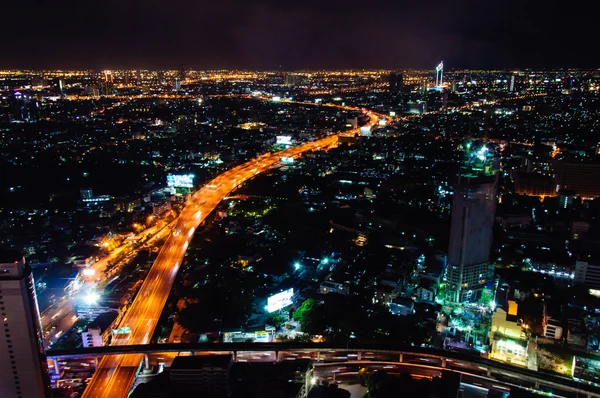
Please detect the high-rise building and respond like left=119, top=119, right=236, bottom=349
left=388, top=72, right=403, bottom=93
left=451, top=81, right=458, bottom=93
left=0, top=250, right=49, bottom=398
left=446, top=144, right=498, bottom=303
left=10, top=92, right=39, bottom=122
left=509, top=75, right=515, bottom=92
left=574, top=259, right=600, bottom=289
left=435, top=61, right=444, bottom=87
left=555, top=162, right=600, bottom=199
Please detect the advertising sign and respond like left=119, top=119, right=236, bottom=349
left=267, top=288, right=294, bottom=313
left=276, top=136, right=292, bottom=146
left=167, top=174, right=195, bottom=188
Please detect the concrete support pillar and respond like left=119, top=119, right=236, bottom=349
left=275, top=351, right=280, bottom=362
left=357, top=352, right=362, bottom=361
left=534, top=381, right=540, bottom=389
left=94, top=356, right=99, bottom=368
left=316, top=351, right=321, bottom=362
left=441, top=358, right=447, bottom=368
left=54, top=358, right=61, bottom=374
left=144, top=354, right=149, bottom=370
left=486, top=369, right=491, bottom=377
left=399, top=353, right=403, bottom=363
left=233, top=351, right=237, bottom=362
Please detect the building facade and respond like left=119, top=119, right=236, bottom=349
left=0, top=250, right=49, bottom=398
left=574, top=260, right=600, bottom=289
left=446, top=179, right=497, bottom=302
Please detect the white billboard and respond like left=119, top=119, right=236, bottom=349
left=280, top=156, right=294, bottom=164
left=267, top=288, right=294, bottom=313
left=167, top=174, right=195, bottom=188
left=276, top=136, right=292, bottom=146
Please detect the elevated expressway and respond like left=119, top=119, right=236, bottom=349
left=80, top=103, right=382, bottom=398
left=52, top=343, right=600, bottom=398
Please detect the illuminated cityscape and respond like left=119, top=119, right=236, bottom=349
left=1, top=1, right=600, bottom=397
left=0, top=66, right=599, bottom=398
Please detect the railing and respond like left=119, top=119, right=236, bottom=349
left=46, top=342, right=600, bottom=396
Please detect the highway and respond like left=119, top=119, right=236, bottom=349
left=81, top=104, right=383, bottom=398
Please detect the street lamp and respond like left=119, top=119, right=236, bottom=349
left=294, top=263, right=301, bottom=271
left=83, top=291, right=100, bottom=306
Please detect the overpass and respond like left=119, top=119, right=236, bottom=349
left=50, top=343, right=600, bottom=397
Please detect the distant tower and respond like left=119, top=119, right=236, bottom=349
left=103, top=70, right=113, bottom=83
left=509, top=75, right=515, bottom=92
left=388, top=72, right=403, bottom=93
left=421, top=80, right=428, bottom=94
left=446, top=144, right=498, bottom=303
left=0, top=250, right=50, bottom=397
left=178, top=64, right=187, bottom=82
left=435, top=61, right=444, bottom=87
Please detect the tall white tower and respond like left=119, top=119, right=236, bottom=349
left=435, top=61, right=444, bottom=87
left=0, top=250, right=49, bottom=398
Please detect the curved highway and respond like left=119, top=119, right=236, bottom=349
left=81, top=101, right=383, bottom=398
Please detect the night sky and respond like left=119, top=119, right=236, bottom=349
left=2, top=0, right=597, bottom=70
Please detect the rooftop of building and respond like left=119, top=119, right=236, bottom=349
left=0, top=248, right=24, bottom=264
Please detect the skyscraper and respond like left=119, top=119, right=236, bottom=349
left=509, top=75, right=515, bottom=92
left=446, top=144, right=498, bottom=303
left=435, top=61, right=444, bottom=87
left=0, top=250, right=49, bottom=398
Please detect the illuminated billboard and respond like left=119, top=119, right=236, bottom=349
left=276, top=136, right=292, bottom=146
left=280, top=156, right=294, bottom=164
left=360, top=126, right=372, bottom=136
left=167, top=174, right=195, bottom=188
left=267, top=288, right=294, bottom=313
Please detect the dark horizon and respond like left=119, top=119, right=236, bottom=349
left=2, top=0, right=598, bottom=70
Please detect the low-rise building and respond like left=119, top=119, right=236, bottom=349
left=575, top=259, right=600, bottom=289
left=543, top=318, right=563, bottom=340
left=390, top=297, right=414, bottom=316
left=373, top=285, right=397, bottom=305
left=416, top=278, right=437, bottom=302
left=319, top=281, right=349, bottom=295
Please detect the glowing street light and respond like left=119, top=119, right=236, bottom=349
left=83, top=291, right=100, bottom=306
left=294, top=262, right=301, bottom=271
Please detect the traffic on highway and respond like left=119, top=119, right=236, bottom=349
left=80, top=103, right=384, bottom=398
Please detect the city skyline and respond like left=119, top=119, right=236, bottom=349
left=1, top=0, right=599, bottom=70
left=1, top=66, right=599, bottom=397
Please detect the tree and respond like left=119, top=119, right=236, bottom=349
left=293, top=298, right=316, bottom=323
left=292, top=298, right=325, bottom=335
left=266, top=312, right=285, bottom=328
